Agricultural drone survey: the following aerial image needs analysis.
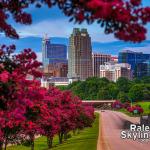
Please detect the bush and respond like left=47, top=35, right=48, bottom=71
left=112, top=100, right=123, bottom=109
left=127, top=106, right=143, bottom=115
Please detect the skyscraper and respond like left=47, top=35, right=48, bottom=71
left=118, top=50, right=150, bottom=77
left=136, top=60, right=150, bottom=77
left=68, top=28, right=93, bottom=80
left=42, top=35, right=67, bottom=66
left=92, top=53, right=111, bottom=77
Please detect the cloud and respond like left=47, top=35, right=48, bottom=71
left=17, top=19, right=70, bottom=38
left=122, top=45, right=150, bottom=54
left=18, top=32, right=39, bottom=38
left=16, top=18, right=119, bottom=42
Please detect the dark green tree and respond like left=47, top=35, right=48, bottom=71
left=117, top=92, right=128, bottom=103
left=141, top=76, right=150, bottom=84
left=128, top=84, right=144, bottom=102
left=116, top=77, right=131, bottom=93
left=143, top=84, right=150, bottom=100
left=97, top=87, right=111, bottom=100
left=108, top=83, right=119, bottom=100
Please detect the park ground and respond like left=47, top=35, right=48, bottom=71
left=7, top=113, right=99, bottom=150
left=7, top=102, right=150, bottom=150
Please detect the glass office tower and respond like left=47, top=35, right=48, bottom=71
left=118, top=50, right=150, bottom=77
left=42, top=36, right=67, bottom=66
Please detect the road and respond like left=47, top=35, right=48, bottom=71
left=97, top=110, right=150, bottom=150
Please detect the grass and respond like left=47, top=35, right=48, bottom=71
left=116, top=101, right=150, bottom=117
left=135, top=102, right=150, bottom=115
left=7, top=113, right=99, bottom=150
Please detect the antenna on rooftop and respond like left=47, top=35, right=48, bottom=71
left=44, top=33, right=49, bottom=40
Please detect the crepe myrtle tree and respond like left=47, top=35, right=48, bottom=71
left=39, top=87, right=62, bottom=149
left=0, top=0, right=150, bottom=42
left=70, top=97, right=95, bottom=134
left=21, top=81, right=48, bottom=150
left=57, top=90, right=77, bottom=144
left=0, top=45, right=42, bottom=150
left=57, top=90, right=95, bottom=144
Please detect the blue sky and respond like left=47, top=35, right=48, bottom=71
left=0, top=1, right=150, bottom=61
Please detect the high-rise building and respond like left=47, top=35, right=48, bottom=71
left=145, top=60, right=150, bottom=76
left=92, top=53, right=111, bottom=77
left=118, top=50, right=150, bottom=77
left=42, top=35, right=67, bottom=66
left=100, top=62, right=132, bottom=82
left=136, top=60, right=150, bottom=77
left=68, top=28, right=93, bottom=80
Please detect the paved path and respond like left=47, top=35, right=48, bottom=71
left=97, top=110, right=150, bottom=150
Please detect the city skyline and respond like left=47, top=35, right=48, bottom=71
left=41, top=28, right=150, bottom=80
left=1, top=36, right=150, bottom=62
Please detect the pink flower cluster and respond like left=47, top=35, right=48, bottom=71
left=112, top=100, right=144, bottom=115
left=127, top=105, right=144, bottom=114
left=112, top=100, right=123, bottom=109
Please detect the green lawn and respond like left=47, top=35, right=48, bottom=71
left=135, top=102, right=150, bottom=115
left=7, top=113, right=99, bottom=150
left=117, top=102, right=150, bottom=116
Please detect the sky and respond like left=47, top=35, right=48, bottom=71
left=0, top=1, right=150, bottom=61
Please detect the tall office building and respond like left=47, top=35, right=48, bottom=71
left=68, top=28, right=93, bottom=80
left=136, top=60, right=150, bottom=77
left=118, top=50, right=150, bottom=77
left=42, top=35, right=67, bottom=66
left=92, top=53, right=111, bottom=77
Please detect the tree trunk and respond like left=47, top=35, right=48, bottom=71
left=64, top=133, right=67, bottom=141
left=0, top=141, right=3, bottom=150
left=77, top=129, right=80, bottom=134
left=30, top=134, right=35, bottom=150
left=73, top=130, right=76, bottom=136
left=4, top=137, right=7, bottom=150
left=47, top=137, right=53, bottom=149
left=58, top=132, right=63, bottom=144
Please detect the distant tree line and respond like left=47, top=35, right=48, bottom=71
left=58, top=77, right=150, bottom=103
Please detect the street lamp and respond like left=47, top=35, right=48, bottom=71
left=130, top=98, right=133, bottom=107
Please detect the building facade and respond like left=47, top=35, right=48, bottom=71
left=92, top=53, right=111, bottom=77
left=111, top=56, right=118, bottom=63
left=100, top=62, right=132, bottom=82
left=41, top=77, right=69, bottom=88
left=136, top=60, right=150, bottom=77
left=68, top=28, right=93, bottom=80
left=118, top=50, right=150, bottom=77
left=43, top=63, right=68, bottom=77
left=42, top=36, right=67, bottom=66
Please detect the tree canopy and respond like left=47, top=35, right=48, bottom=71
left=60, top=77, right=150, bottom=101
